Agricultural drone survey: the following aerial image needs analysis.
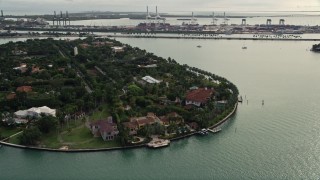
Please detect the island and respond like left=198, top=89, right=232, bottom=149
left=0, top=37, right=238, bottom=151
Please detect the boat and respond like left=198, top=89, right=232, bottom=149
left=197, top=45, right=202, bottom=48
left=238, top=96, right=243, bottom=102
left=147, top=139, right=170, bottom=148
left=197, top=129, right=209, bottom=136
left=242, top=46, right=247, bottom=49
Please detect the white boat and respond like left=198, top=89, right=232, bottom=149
left=147, top=139, right=170, bottom=148
left=198, top=129, right=209, bottom=135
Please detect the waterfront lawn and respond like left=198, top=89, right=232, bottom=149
left=61, top=125, right=121, bottom=149
left=61, top=126, right=92, bottom=143
left=40, top=132, right=61, bottom=149
left=70, top=138, right=121, bottom=149
left=0, top=127, right=22, bottom=138
left=37, top=122, right=121, bottom=149
left=8, top=135, right=21, bottom=144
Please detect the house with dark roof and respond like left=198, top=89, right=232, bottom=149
left=159, top=112, right=184, bottom=126
left=188, top=122, right=199, bottom=130
left=90, top=117, right=119, bottom=141
left=123, top=121, right=139, bottom=135
left=16, top=86, right=32, bottom=93
left=185, top=87, right=214, bottom=107
left=31, top=66, right=43, bottom=74
left=6, top=92, right=16, bottom=100
left=159, top=116, right=170, bottom=126
left=79, top=43, right=90, bottom=49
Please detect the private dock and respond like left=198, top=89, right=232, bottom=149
left=208, top=127, right=222, bottom=134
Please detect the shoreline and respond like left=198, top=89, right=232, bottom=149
left=0, top=103, right=238, bottom=153
left=2, top=34, right=320, bottom=42
left=107, top=35, right=320, bottom=41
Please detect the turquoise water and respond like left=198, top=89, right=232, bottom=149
left=1, top=38, right=320, bottom=179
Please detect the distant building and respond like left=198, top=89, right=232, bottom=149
left=160, top=112, right=183, bottom=126
left=1, top=112, right=28, bottom=125
left=142, top=76, right=161, bottom=84
left=138, top=64, right=158, bottom=68
left=13, top=63, right=28, bottom=73
left=12, top=50, right=27, bottom=56
left=14, top=106, right=56, bottom=118
left=92, top=41, right=113, bottom=47
left=123, top=121, right=139, bottom=135
left=130, top=112, right=161, bottom=128
left=6, top=92, right=16, bottom=100
left=185, top=88, right=214, bottom=107
left=79, top=43, right=89, bottom=49
left=74, top=47, right=78, bottom=56
left=16, top=86, right=32, bottom=93
left=90, top=117, right=119, bottom=141
left=111, top=46, right=125, bottom=53
left=188, top=122, right=199, bottom=130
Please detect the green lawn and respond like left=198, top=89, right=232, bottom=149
left=2, top=122, right=122, bottom=150
left=61, top=125, right=121, bottom=149
left=39, top=124, right=121, bottom=149
left=0, top=127, right=23, bottom=138
left=70, top=138, right=121, bottom=149
left=40, top=131, right=61, bottom=149
left=8, top=135, right=21, bottom=144
left=61, top=126, right=92, bottom=143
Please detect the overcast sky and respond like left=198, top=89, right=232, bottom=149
left=1, top=0, right=320, bottom=14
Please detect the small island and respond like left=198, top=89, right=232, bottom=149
left=0, top=37, right=238, bottom=151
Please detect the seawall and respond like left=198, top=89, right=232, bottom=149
left=0, top=103, right=238, bottom=153
left=108, top=35, right=320, bottom=41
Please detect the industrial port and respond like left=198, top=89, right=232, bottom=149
left=1, top=8, right=320, bottom=38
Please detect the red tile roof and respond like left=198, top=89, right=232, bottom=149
left=79, top=43, right=90, bottom=49
left=130, top=117, right=156, bottom=127
left=91, top=120, right=117, bottom=134
left=16, top=86, right=32, bottom=93
left=123, top=121, right=138, bottom=129
left=188, top=122, right=199, bottom=129
left=186, top=88, right=214, bottom=104
left=31, top=66, right=42, bottom=74
left=6, top=93, right=16, bottom=100
left=167, top=112, right=179, bottom=117
left=138, top=117, right=156, bottom=126
left=159, top=116, right=169, bottom=124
